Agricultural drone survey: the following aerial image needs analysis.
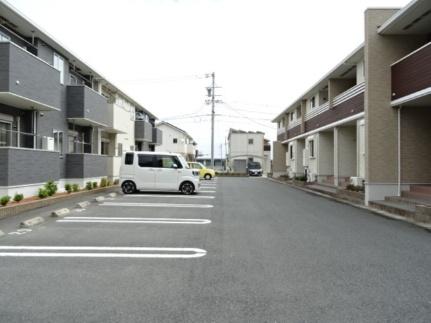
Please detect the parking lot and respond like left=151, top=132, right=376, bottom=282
left=0, top=177, right=430, bottom=322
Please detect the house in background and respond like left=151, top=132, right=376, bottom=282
left=196, top=157, right=226, bottom=171
left=155, top=122, right=197, bottom=161
left=0, top=0, right=161, bottom=197
left=272, top=0, right=431, bottom=208
left=227, top=129, right=271, bottom=174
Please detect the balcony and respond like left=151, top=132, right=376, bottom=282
left=65, top=153, right=108, bottom=179
left=305, top=83, right=365, bottom=132
left=135, top=120, right=153, bottom=142
left=152, top=127, right=162, bottom=145
left=0, top=42, right=61, bottom=111
left=66, top=85, right=110, bottom=128
left=0, top=147, right=59, bottom=186
left=392, top=42, right=431, bottom=104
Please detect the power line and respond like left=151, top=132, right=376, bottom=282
left=223, top=102, right=275, bottom=129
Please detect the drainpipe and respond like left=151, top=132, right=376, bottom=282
left=397, top=105, right=403, bottom=196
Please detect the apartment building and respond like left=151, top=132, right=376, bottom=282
left=0, top=0, right=161, bottom=197
left=272, top=0, right=431, bottom=205
left=155, top=122, right=197, bottom=161
left=227, top=129, right=271, bottom=174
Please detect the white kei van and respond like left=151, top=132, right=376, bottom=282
left=119, top=152, right=200, bottom=195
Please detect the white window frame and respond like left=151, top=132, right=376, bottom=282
left=309, top=139, right=315, bottom=158
left=310, top=96, right=316, bottom=109
left=53, top=53, right=65, bottom=85
left=53, top=130, right=63, bottom=156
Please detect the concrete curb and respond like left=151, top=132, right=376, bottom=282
left=266, top=177, right=431, bottom=231
left=76, top=201, right=91, bottom=209
left=51, top=208, right=70, bottom=217
left=94, top=196, right=105, bottom=203
left=0, top=186, right=119, bottom=220
left=20, top=216, right=45, bottom=228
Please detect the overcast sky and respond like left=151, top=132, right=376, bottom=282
left=9, top=0, right=407, bottom=157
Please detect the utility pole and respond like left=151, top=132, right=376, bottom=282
left=211, top=72, right=215, bottom=168
left=205, top=72, right=221, bottom=168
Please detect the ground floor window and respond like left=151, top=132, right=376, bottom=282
left=101, top=141, right=110, bottom=155
left=0, top=121, right=11, bottom=146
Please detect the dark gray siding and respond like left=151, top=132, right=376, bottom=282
left=152, top=127, right=163, bottom=145
left=66, top=85, right=109, bottom=126
left=65, top=153, right=108, bottom=178
left=0, top=42, right=61, bottom=108
left=0, top=148, right=60, bottom=186
left=135, top=120, right=152, bottom=141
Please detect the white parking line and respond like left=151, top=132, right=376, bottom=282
left=58, top=217, right=211, bottom=224
left=199, top=190, right=216, bottom=193
left=0, top=246, right=207, bottom=259
left=123, top=195, right=215, bottom=199
left=100, top=202, right=214, bottom=208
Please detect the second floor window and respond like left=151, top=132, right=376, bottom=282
left=310, top=96, right=316, bottom=109
left=0, top=31, right=11, bottom=43
left=173, top=138, right=178, bottom=144
left=248, top=138, right=254, bottom=145
left=53, top=53, right=64, bottom=85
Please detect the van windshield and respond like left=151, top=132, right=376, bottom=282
left=248, top=162, right=261, bottom=169
left=178, top=155, right=189, bottom=169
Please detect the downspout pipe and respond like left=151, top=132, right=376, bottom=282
left=397, top=105, right=403, bottom=196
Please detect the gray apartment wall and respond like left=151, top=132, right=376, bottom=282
left=66, top=85, right=109, bottom=126
left=65, top=154, right=108, bottom=178
left=0, top=42, right=62, bottom=108
left=135, top=120, right=152, bottom=141
left=0, top=148, right=59, bottom=186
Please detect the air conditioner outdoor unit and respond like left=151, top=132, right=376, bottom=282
left=42, top=136, right=55, bottom=151
left=350, top=177, right=364, bottom=187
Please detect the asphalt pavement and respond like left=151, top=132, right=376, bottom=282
left=0, top=177, right=430, bottom=323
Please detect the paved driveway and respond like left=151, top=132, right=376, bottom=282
left=0, top=177, right=430, bottom=322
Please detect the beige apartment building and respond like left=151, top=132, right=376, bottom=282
left=273, top=0, right=431, bottom=206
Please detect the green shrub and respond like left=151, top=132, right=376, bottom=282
left=72, top=184, right=79, bottom=192
left=38, top=188, right=49, bottom=199
left=113, top=179, right=119, bottom=185
left=64, top=184, right=72, bottom=194
left=294, top=175, right=307, bottom=182
left=346, top=184, right=364, bottom=192
left=86, top=182, right=93, bottom=190
left=13, top=193, right=24, bottom=203
left=92, top=181, right=98, bottom=189
left=44, top=180, right=57, bottom=196
left=107, top=180, right=112, bottom=186
left=0, top=195, right=11, bottom=206
left=100, top=178, right=107, bottom=187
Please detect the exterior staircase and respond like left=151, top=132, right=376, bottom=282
left=369, top=185, right=431, bottom=223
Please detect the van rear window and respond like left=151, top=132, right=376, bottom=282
left=125, top=153, right=134, bottom=165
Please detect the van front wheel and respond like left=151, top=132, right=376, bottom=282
left=122, top=181, right=136, bottom=194
left=180, top=182, right=195, bottom=195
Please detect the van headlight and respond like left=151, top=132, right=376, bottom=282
left=192, top=171, right=199, bottom=177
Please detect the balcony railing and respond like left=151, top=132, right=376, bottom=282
left=0, top=128, right=57, bottom=150
left=333, top=82, right=365, bottom=107
left=305, top=102, right=329, bottom=121
left=152, top=127, right=162, bottom=145
left=391, top=42, right=431, bottom=101
left=287, top=119, right=301, bottom=130
left=0, top=42, right=61, bottom=111
left=135, top=120, right=153, bottom=142
left=66, top=85, right=110, bottom=127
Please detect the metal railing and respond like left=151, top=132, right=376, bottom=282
left=0, top=129, right=45, bottom=149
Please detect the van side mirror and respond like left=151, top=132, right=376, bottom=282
left=172, top=163, right=178, bottom=169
